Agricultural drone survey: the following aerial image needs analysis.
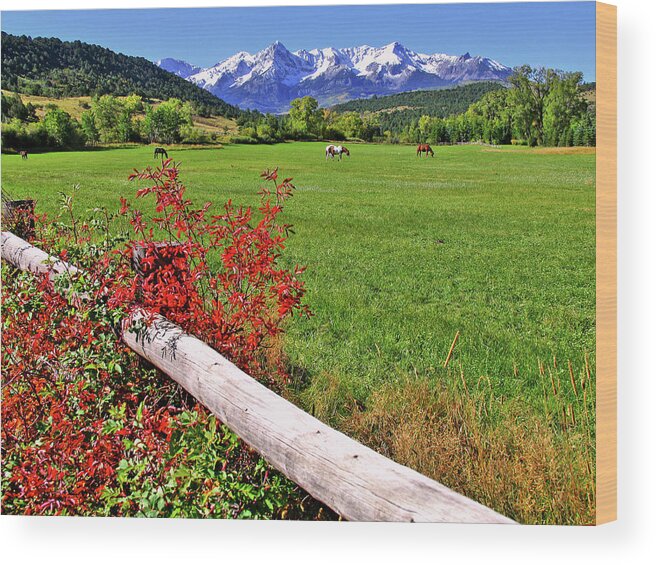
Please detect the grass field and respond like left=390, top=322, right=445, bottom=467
left=1, top=142, right=597, bottom=523
left=1, top=143, right=596, bottom=402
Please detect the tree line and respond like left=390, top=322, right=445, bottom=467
left=2, top=65, right=595, bottom=151
left=1, top=92, right=211, bottom=150
left=235, top=66, right=595, bottom=147
left=234, top=97, right=382, bottom=144
left=391, top=68, right=595, bottom=146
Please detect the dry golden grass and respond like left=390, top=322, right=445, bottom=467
left=483, top=146, right=596, bottom=155
left=342, top=375, right=595, bottom=524
left=191, top=114, right=239, bottom=135
left=3, top=90, right=94, bottom=120
left=294, top=366, right=595, bottom=525
left=532, top=147, right=597, bottom=155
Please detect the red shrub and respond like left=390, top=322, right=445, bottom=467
left=115, top=161, right=311, bottom=387
left=1, top=162, right=318, bottom=517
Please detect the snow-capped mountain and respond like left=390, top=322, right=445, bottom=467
left=156, top=58, right=201, bottom=79
left=156, top=42, right=511, bottom=113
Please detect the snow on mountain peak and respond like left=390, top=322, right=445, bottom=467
left=156, top=41, right=511, bottom=113
left=156, top=58, right=201, bottom=79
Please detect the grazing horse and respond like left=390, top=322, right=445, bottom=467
left=416, top=143, right=434, bottom=157
left=336, top=145, right=350, bottom=160
left=154, top=147, right=168, bottom=159
left=326, top=144, right=351, bottom=161
left=19, top=150, right=28, bottom=160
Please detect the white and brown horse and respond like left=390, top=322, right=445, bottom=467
left=19, top=150, right=28, bottom=160
left=416, top=143, right=434, bottom=157
left=325, top=144, right=350, bottom=160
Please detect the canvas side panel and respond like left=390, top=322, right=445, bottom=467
left=596, top=1, right=617, bottom=525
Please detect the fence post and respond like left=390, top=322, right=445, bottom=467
left=131, top=241, right=188, bottom=305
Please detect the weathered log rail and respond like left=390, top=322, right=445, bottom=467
left=1, top=230, right=515, bottom=524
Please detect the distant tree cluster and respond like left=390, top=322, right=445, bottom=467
left=2, top=103, right=83, bottom=150
left=1, top=93, right=210, bottom=150
left=332, top=81, right=503, bottom=114
left=507, top=66, right=591, bottom=146
left=233, top=96, right=382, bottom=144
left=400, top=67, right=594, bottom=146
left=323, top=111, right=381, bottom=142
left=1, top=32, right=241, bottom=118
left=1, top=91, right=38, bottom=123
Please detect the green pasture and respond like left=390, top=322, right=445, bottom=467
left=1, top=143, right=596, bottom=412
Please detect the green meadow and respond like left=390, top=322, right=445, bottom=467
left=1, top=142, right=596, bottom=412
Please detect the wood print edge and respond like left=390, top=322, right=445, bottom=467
left=595, top=1, right=617, bottom=525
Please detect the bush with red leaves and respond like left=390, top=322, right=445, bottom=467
left=1, top=163, right=329, bottom=518
left=111, top=161, right=311, bottom=388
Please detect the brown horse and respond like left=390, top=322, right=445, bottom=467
left=19, top=150, right=28, bottom=160
left=154, top=147, right=168, bottom=159
left=416, top=143, right=434, bottom=157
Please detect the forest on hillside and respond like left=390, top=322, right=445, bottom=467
left=0, top=32, right=241, bottom=118
left=331, top=82, right=505, bottom=132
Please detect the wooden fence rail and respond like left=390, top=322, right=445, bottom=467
left=1, top=230, right=514, bottom=523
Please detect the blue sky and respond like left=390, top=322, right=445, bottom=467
left=1, top=2, right=596, bottom=80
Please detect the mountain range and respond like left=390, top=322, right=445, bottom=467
left=157, top=41, right=512, bottom=114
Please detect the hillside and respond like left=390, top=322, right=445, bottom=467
left=332, top=81, right=505, bottom=116
left=1, top=90, right=239, bottom=139
left=330, top=82, right=505, bottom=134
left=0, top=32, right=241, bottom=118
